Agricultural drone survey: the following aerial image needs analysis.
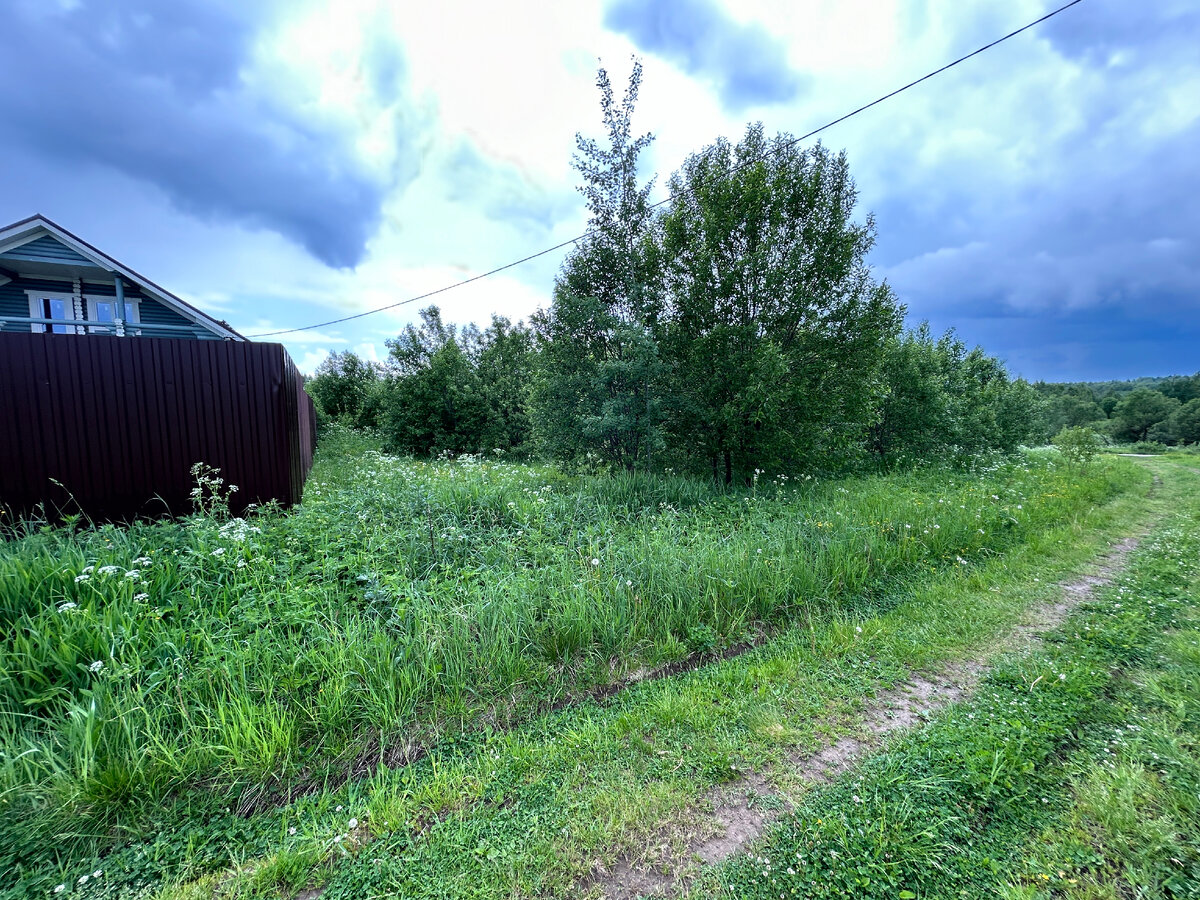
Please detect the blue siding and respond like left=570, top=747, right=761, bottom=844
left=80, top=279, right=128, bottom=298
left=0, top=280, right=31, bottom=321
left=0, top=234, right=91, bottom=266
left=1, top=275, right=199, bottom=335
left=137, top=298, right=194, bottom=328
left=0, top=276, right=73, bottom=331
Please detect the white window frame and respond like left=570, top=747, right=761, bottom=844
left=25, top=290, right=82, bottom=334
left=85, top=295, right=141, bottom=335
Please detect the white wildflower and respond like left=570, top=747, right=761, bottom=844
left=58, top=602, right=78, bottom=612
left=54, top=886, right=65, bottom=894
left=211, top=548, right=225, bottom=557
left=590, top=558, right=600, bottom=566
left=133, top=593, right=149, bottom=601
left=88, top=660, right=104, bottom=673
left=124, top=570, right=140, bottom=579
left=288, top=827, right=297, bottom=836
left=97, top=565, right=120, bottom=576
left=134, top=557, right=152, bottom=566
left=74, top=574, right=90, bottom=584
left=348, top=817, right=358, bottom=829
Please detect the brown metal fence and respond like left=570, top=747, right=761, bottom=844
left=0, top=333, right=317, bottom=522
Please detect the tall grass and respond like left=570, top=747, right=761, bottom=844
left=0, top=427, right=1141, bottom=836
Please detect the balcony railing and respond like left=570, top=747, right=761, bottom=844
left=0, top=316, right=226, bottom=340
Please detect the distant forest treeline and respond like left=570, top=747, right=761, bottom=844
left=1033, top=374, right=1200, bottom=447
left=305, top=63, right=1194, bottom=479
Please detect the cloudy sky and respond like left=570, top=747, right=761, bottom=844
left=3, top=0, right=1197, bottom=381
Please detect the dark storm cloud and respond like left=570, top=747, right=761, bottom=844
left=860, top=0, right=1200, bottom=380
left=1041, top=0, right=1200, bottom=63
left=604, top=0, right=808, bottom=111
left=1, top=0, right=397, bottom=268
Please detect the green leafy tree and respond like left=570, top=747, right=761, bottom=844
left=1053, top=425, right=1103, bottom=470
left=532, top=60, right=665, bottom=470
left=382, top=307, right=487, bottom=456
left=1169, top=397, right=1200, bottom=445
left=1157, top=373, right=1200, bottom=403
left=873, top=325, right=958, bottom=462
left=1112, top=388, right=1179, bottom=442
left=1033, top=384, right=1105, bottom=440
left=380, top=307, right=535, bottom=457
left=306, top=350, right=380, bottom=426
left=475, top=316, right=535, bottom=454
left=659, top=126, right=902, bottom=480
left=875, top=325, right=1039, bottom=463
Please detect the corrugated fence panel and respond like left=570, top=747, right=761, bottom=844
left=0, top=333, right=316, bottom=522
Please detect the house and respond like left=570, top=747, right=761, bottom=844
left=0, top=214, right=241, bottom=340
left=0, top=215, right=315, bottom=522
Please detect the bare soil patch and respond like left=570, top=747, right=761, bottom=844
left=584, top=534, right=1144, bottom=899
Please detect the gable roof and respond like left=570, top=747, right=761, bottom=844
left=0, top=214, right=243, bottom=340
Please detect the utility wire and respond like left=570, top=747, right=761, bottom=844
left=251, top=0, right=1085, bottom=338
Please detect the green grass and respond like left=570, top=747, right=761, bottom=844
left=0, top=432, right=1158, bottom=898
left=706, top=461, right=1200, bottom=899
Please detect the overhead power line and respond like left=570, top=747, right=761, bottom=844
left=251, top=0, right=1085, bottom=339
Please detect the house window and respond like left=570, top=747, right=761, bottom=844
left=86, top=297, right=141, bottom=334
left=26, top=291, right=81, bottom=334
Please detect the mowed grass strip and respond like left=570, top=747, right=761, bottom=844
left=705, top=461, right=1198, bottom=900
left=23, top=458, right=1168, bottom=900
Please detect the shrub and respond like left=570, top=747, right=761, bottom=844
left=1053, top=426, right=1103, bottom=469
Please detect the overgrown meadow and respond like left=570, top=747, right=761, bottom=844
left=0, top=428, right=1140, bottom=881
